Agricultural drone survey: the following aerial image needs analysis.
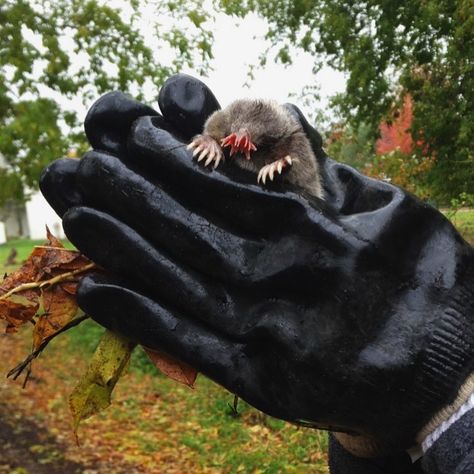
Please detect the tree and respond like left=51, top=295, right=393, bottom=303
left=326, top=121, right=374, bottom=171
left=219, top=0, right=474, bottom=203
left=326, top=98, right=435, bottom=199
left=0, top=0, right=213, bottom=206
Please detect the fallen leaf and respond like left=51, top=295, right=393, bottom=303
left=69, top=330, right=136, bottom=439
left=60, top=282, right=78, bottom=295
left=33, top=287, right=81, bottom=350
left=143, top=347, right=197, bottom=388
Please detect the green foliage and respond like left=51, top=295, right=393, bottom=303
left=326, top=122, right=374, bottom=171
left=0, top=98, right=68, bottom=194
left=218, top=0, right=474, bottom=203
left=0, top=170, right=24, bottom=204
left=445, top=192, right=474, bottom=220
left=365, top=149, right=435, bottom=200
left=0, top=0, right=214, bottom=206
left=451, top=192, right=474, bottom=210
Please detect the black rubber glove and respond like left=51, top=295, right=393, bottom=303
left=40, top=74, right=474, bottom=453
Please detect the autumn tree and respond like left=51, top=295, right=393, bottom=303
left=0, top=0, right=213, bottom=206
left=219, top=0, right=474, bottom=203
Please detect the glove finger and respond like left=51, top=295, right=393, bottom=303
left=77, top=272, right=249, bottom=388
left=77, top=151, right=350, bottom=279
left=62, top=206, right=238, bottom=323
left=84, top=91, right=160, bottom=156
left=129, top=115, right=335, bottom=237
left=39, top=158, right=83, bottom=217
left=63, top=207, right=340, bottom=341
left=78, top=275, right=334, bottom=426
left=76, top=151, right=269, bottom=281
left=158, top=73, right=221, bottom=141
left=65, top=207, right=311, bottom=342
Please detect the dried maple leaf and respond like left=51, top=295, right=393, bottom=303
left=1, top=295, right=39, bottom=333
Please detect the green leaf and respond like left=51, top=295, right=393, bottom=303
left=69, top=330, right=136, bottom=439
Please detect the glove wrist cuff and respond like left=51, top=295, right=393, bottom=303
left=411, top=257, right=474, bottom=419
left=416, top=371, right=474, bottom=449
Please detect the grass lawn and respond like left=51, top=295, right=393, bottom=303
left=445, top=209, right=474, bottom=244
left=64, top=320, right=330, bottom=472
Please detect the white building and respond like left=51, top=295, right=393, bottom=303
left=0, top=190, right=65, bottom=241
left=0, top=154, right=65, bottom=241
left=25, top=191, right=66, bottom=239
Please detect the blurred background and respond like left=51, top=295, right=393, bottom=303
left=0, top=0, right=472, bottom=472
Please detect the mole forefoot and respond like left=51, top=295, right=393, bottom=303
left=220, top=128, right=257, bottom=160
left=187, top=134, right=224, bottom=168
left=257, top=155, right=293, bottom=184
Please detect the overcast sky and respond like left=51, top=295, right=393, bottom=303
left=32, top=2, right=346, bottom=128
left=181, top=12, right=346, bottom=113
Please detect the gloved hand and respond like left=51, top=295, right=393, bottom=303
left=40, top=74, right=474, bottom=454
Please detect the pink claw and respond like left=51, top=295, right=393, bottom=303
left=188, top=134, right=224, bottom=169
left=221, top=128, right=257, bottom=160
left=257, top=155, right=293, bottom=185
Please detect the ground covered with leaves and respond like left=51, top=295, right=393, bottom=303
left=0, top=319, right=328, bottom=473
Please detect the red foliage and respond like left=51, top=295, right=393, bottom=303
left=376, top=95, right=414, bottom=155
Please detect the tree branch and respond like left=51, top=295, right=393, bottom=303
left=7, top=314, right=90, bottom=381
left=0, top=263, right=96, bottom=301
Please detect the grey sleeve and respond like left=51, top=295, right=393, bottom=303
left=422, top=408, right=474, bottom=474
left=328, top=435, right=423, bottom=474
left=328, top=409, right=474, bottom=474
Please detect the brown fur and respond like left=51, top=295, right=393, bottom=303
left=203, top=99, right=323, bottom=199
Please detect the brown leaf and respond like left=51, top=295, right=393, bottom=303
left=46, top=226, right=64, bottom=248
left=1, top=228, right=72, bottom=289
left=60, top=282, right=78, bottom=295
left=32, top=227, right=90, bottom=281
left=5, top=228, right=201, bottom=434
left=0, top=230, right=94, bottom=333
left=143, top=347, right=198, bottom=387
left=1, top=254, right=38, bottom=293
left=33, top=286, right=80, bottom=349
left=34, top=247, right=87, bottom=281
left=0, top=296, right=39, bottom=333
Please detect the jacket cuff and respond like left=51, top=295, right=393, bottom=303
left=421, top=405, right=474, bottom=473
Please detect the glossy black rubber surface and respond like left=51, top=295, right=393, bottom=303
left=40, top=74, right=474, bottom=450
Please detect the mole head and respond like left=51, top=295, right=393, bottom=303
left=235, top=99, right=296, bottom=147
